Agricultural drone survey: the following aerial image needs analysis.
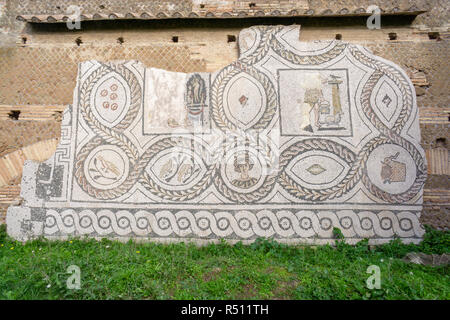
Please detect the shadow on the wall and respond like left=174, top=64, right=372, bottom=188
left=24, top=15, right=418, bottom=34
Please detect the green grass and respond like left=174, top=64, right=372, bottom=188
left=0, top=224, right=448, bottom=300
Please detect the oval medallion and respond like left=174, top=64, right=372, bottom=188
left=223, top=73, right=267, bottom=130
left=92, top=73, right=130, bottom=127
left=285, top=151, right=350, bottom=190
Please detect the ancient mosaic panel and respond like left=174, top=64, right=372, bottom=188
left=7, top=26, right=427, bottom=244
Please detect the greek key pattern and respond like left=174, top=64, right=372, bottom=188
left=43, top=208, right=425, bottom=240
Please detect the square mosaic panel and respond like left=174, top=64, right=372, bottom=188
left=7, top=26, right=427, bottom=244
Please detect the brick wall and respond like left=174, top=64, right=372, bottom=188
left=0, top=1, right=448, bottom=229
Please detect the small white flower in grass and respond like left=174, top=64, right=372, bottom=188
left=46, top=284, right=51, bottom=288
left=410, top=271, right=413, bottom=275
left=106, top=245, right=110, bottom=249
left=380, top=259, right=384, bottom=262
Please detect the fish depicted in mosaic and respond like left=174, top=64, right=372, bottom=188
left=159, top=154, right=200, bottom=184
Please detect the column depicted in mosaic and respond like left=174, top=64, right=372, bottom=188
left=7, top=26, right=427, bottom=244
